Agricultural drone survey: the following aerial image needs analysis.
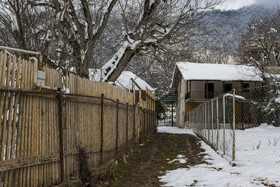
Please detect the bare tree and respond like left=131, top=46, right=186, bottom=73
left=0, top=0, right=221, bottom=82
left=239, top=9, right=280, bottom=80
left=29, top=0, right=119, bottom=78
left=0, top=0, right=55, bottom=67
left=101, top=0, right=221, bottom=82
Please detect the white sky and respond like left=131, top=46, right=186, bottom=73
left=217, top=0, right=280, bottom=10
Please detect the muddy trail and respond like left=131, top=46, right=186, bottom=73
left=100, top=133, right=207, bottom=187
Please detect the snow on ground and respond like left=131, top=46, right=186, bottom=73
left=157, top=126, right=280, bottom=187
left=157, top=126, right=195, bottom=135
left=236, top=124, right=280, bottom=164
left=202, top=123, right=280, bottom=164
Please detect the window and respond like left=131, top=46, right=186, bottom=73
left=208, top=83, right=214, bottom=92
left=224, top=83, right=232, bottom=92
left=242, top=83, right=249, bottom=92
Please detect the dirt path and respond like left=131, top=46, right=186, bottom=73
left=103, top=133, right=206, bottom=187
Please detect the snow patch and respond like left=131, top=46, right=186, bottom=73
left=157, top=126, right=195, bottom=135
left=100, top=40, right=141, bottom=81
left=115, top=71, right=155, bottom=91
left=224, top=93, right=245, bottom=100
left=168, top=154, right=187, bottom=164
left=89, top=70, right=154, bottom=91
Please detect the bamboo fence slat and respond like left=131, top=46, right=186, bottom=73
left=0, top=52, right=156, bottom=186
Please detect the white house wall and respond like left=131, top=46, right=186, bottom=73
left=179, top=79, right=186, bottom=128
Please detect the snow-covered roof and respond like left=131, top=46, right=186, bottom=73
left=115, top=71, right=155, bottom=91
left=176, top=62, right=263, bottom=82
left=89, top=69, right=154, bottom=91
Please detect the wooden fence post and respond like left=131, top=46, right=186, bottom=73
left=57, top=89, right=65, bottom=182
left=232, top=89, right=236, bottom=161
left=100, top=94, right=104, bottom=164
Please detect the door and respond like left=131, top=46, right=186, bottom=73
left=205, top=83, right=214, bottom=99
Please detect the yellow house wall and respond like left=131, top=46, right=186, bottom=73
left=185, top=102, right=202, bottom=112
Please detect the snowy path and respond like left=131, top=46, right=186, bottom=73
left=158, top=126, right=280, bottom=187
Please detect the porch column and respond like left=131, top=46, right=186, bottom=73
left=176, top=81, right=181, bottom=126
left=171, top=102, right=174, bottom=127
left=179, top=79, right=186, bottom=128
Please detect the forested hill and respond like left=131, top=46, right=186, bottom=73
left=201, top=4, right=274, bottom=52
left=144, top=4, right=276, bottom=90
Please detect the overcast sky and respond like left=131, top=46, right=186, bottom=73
left=217, top=0, right=280, bottom=10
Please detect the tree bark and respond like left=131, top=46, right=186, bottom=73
left=106, top=47, right=136, bottom=82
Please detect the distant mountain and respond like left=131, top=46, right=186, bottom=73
left=201, top=4, right=276, bottom=53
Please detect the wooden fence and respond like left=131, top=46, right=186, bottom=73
left=0, top=52, right=156, bottom=186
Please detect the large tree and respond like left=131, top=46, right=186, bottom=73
left=0, top=0, right=55, bottom=66
left=100, top=0, right=221, bottom=81
left=0, top=0, right=221, bottom=81
left=33, top=0, right=119, bottom=77
left=239, top=9, right=280, bottom=79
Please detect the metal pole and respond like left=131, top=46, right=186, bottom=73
left=211, top=100, right=214, bottom=144
left=126, top=103, right=129, bottom=147
left=208, top=102, right=210, bottom=141
left=216, top=99, right=219, bottom=149
left=223, top=95, right=226, bottom=155
left=204, top=103, right=206, bottom=138
left=144, top=109, right=146, bottom=136
left=133, top=105, right=136, bottom=141
left=0, top=45, right=43, bottom=71
left=0, top=45, right=40, bottom=55
left=116, top=99, right=119, bottom=154
left=232, top=89, right=236, bottom=161
left=100, top=94, right=104, bottom=164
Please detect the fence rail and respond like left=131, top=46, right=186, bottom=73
left=186, top=86, right=280, bottom=165
left=0, top=51, right=157, bottom=186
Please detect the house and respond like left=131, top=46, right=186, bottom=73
left=170, top=62, right=263, bottom=128
left=90, top=69, right=154, bottom=91
left=115, top=71, right=155, bottom=107
left=90, top=69, right=155, bottom=109
left=114, top=71, right=155, bottom=92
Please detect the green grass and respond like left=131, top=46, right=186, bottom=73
left=159, top=134, right=188, bottom=172
left=102, top=133, right=205, bottom=186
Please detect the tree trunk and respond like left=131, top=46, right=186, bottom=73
left=106, top=48, right=136, bottom=82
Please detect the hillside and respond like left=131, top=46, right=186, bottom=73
left=202, top=4, right=274, bottom=52
left=142, top=4, right=276, bottom=90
